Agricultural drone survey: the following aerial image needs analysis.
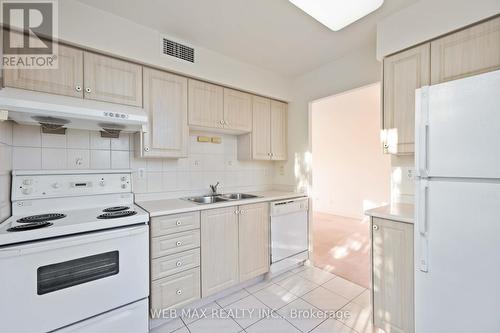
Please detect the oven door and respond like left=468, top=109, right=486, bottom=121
left=0, top=225, right=149, bottom=333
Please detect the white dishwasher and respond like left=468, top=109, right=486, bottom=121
left=270, top=197, right=309, bottom=266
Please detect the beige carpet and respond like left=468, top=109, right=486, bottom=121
left=312, top=212, right=371, bottom=288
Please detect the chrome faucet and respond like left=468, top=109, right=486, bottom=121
left=209, top=182, right=220, bottom=195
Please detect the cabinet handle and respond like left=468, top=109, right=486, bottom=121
left=240, top=210, right=245, bottom=215
left=176, top=261, right=182, bottom=267
left=176, top=241, right=182, bottom=246
left=219, top=120, right=224, bottom=125
left=144, top=147, right=150, bottom=152
left=373, top=224, right=379, bottom=231
left=176, top=220, right=182, bottom=226
left=176, top=289, right=182, bottom=295
left=75, top=85, right=82, bottom=92
left=234, top=210, right=240, bottom=215
left=85, top=87, right=92, bottom=93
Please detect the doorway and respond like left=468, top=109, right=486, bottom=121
left=310, top=83, right=391, bottom=288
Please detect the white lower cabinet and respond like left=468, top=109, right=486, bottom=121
left=150, top=229, right=200, bottom=258
left=151, top=248, right=200, bottom=281
left=238, top=203, right=270, bottom=281
left=201, top=202, right=270, bottom=297
left=201, top=207, right=240, bottom=297
left=372, top=217, right=414, bottom=333
left=149, top=212, right=201, bottom=314
left=151, top=268, right=201, bottom=311
left=150, top=203, right=271, bottom=310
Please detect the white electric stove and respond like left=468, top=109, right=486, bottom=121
left=0, top=170, right=150, bottom=333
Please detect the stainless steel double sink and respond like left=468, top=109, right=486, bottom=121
left=183, top=193, right=260, bottom=205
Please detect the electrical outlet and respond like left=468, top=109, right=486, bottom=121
left=407, top=168, right=415, bottom=181
left=279, top=164, right=285, bottom=176
left=138, top=168, right=145, bottom=179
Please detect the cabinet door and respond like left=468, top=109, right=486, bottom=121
left=251, top=96, right=271, bottom=160
left=223, top=88, right=252, bottom=132
left=238, top=203, right=270, bottom=282
left=188, top=79, right=224, bottom=129
left=150, top=268, right=201, bottom=311
left=4, top=43, right=84, bottom=98
left=83, top=52, right=143, bottom=107
left=383, top=44, right=430, bottom=154
left=431, top=16, right=500, bottom=84
left=201, top=207, right=239, bottom=297
left=372, top=217, right=414, bottom=333
left=270, top=100, right=287, bottom=160
left=140, top=68, right=187, bottom=158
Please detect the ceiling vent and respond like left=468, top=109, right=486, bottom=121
left=162, top=38, right=194, bottom=63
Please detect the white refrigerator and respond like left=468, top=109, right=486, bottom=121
left=414, top=69, right=500, bottom=333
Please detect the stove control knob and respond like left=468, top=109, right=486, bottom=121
left=22, top=188, right=32, bottom=195
left=23, top=179, right=33, bottom=185
left=121, top=176, right=127, bottom=181
left=121, top=184, right=127, bottom=189
left=52, top=182, right=61, bottom=189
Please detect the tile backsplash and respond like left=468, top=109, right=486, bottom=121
left=6, top=124, right=274, bottom=202
left=390, top=155, right=415, bottom=204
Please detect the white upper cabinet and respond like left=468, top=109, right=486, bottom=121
left=270, top=100, right=287, bottom=160
left=188, top=79, right=224, bottom=130
left=431, top=16, right=500, bottom=84
left=250, top=96, right=272, bottom=160
left=382, top=16, right=500, bottom=155
left=83, top=52, right=143, bottom=107
left=223, top=88, right=252, bottom=132
left=4, top=43, right=84, bottom=98
left=137, top=68, right=188, bottom=158
left=187, top=81, right=252, bottom=133
left=383, top=43, right=430, bottom=155
left=238, top=96, right=287, bottom=161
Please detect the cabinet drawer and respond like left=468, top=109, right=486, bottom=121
left=151, top=212, right=200, bottom=237
left=151, top=230, right=200, bottom=258
left=151, top=248, right=200, bottom=281
left=151, top=268, right=201, bottom=311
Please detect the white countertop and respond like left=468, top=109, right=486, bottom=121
left=365, top=203, right=414, bottom=224
left=137, top=191, right=308, bottom=217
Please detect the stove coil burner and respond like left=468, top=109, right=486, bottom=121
left=7, top=222, right=53, bottom=232
left=97, top=211, right=137, bottom=219
left=17, top=213, right=66, bottom=224
left=102, top=206, right=130, bottom=212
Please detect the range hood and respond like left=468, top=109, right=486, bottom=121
left=0, top=88, right=148, bottom=134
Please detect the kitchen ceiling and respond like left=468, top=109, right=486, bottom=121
left=76, top=0, right=418, bottom=77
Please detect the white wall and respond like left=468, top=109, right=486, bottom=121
left=311, top=83, right=391, bottom=219
left=377, top=0, right=500, bottom=58
left=0, top=121, right=12, bottom=222
left=273, top=41, right=382, bottom=192
left=59, top=0, right=291, bottom=101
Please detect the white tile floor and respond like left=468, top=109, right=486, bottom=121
left=151, top=265, right=374, bottom=333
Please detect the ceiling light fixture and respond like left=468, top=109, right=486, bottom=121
left=289, top=0, right=384, bottom=31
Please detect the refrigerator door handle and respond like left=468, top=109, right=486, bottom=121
left=419, top=236, right=429, bottom=273
left=416, top=87, right=429, bottom=177
left=416, top=179, right=430, bottom=272
left=418, top=179, right=429, bottom=235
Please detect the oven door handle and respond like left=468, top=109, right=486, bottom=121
left=0, top=225, right=148, bottom=257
